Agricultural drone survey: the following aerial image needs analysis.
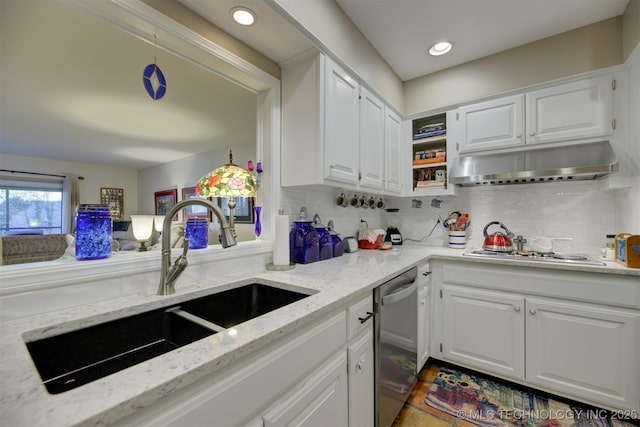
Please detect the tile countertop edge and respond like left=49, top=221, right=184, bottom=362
left=1, top=246, right=638, bottom=426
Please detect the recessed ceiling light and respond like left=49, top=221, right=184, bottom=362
left=231, top=7, right=256, bottom=26
left=429, top=41, right=452, bottom=56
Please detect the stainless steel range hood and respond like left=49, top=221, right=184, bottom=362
left=449, top=141, right=618, bottom=186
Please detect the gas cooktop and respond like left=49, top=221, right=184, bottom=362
left=464, top=249, right=606, bottom=266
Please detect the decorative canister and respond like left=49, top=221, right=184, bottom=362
left=312, top=214, right=333, bottom=261
left=185, top=218, right=209, bottom=249
left=75, top=204, right=112, bottom=260
left=289, top=219, right=319, bottom=264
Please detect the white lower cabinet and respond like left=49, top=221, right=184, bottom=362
left=346, top=295, right=375, bottom=427
left=263, top=352, right=348, bottom=427
left=525, top=297, right=639, bottom=410
left=433, top=261, right=640, bottom=412
left=441, top=285, right=525, bottom=381
left=347, top=328, right=374, bottom=427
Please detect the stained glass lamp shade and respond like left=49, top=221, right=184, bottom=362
left=196, top=152, right=256, bottom=237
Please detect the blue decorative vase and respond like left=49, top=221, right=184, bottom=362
left=254, top=206, right=262, bottom=237
left=75, top=204, right=112, bottom=260
left=185, top=218, right=208, bottom=249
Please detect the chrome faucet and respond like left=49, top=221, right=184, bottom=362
left=157, top=199, right=237, bottom=295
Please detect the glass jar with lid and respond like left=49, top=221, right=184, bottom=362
left=75, top=204, right=112, bottom=260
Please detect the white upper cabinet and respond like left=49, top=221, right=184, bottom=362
left=359, top=86, right=385, bottom=190
left=324, top=57, right=361, bottom=185
left=384, top=108, right=403, bottom=194
left=456, top=75, right=613, bottom=154
left=525, top=75, right=613, bottom=145
left=458, top=94, right=525, bottom=153
left=282, top=52, right=401, bottom=194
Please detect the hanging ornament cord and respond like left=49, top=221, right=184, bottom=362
left=143, top=32, right=167, bottom=100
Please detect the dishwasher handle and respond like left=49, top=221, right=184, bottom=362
left=382, top=280, right=417, bottom=305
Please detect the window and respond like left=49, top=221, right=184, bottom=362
left=0, top=177, right=63, bottom=236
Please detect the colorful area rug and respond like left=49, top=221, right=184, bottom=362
left=422, top=366, right=638, bottom=427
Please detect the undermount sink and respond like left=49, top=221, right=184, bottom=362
left=24, top=281, right=313, bottom=394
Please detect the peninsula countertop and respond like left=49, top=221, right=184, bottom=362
left=1, top=245, right=637, bottom=426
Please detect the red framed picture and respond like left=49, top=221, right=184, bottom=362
left=154, top=189, right=178, bottom=220
left=181, top=187, right=212, bottom=220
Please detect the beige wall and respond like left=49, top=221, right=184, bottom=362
left=623, top=0, right=640, bottom=60
left=404, top=17, right=624, bottom=115
left=141, top=0, right=280, bottom=79
left=270, top=0, right=404, bottom=111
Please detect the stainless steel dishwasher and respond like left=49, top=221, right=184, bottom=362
left=374, top=266, right=418, bottom=427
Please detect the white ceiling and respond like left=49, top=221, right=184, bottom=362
left=336, top=0, right=630, bottom=81
left=183, top=0, right=629, bottom=82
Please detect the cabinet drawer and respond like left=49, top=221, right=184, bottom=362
left=347, top=294, right=374, bottom=341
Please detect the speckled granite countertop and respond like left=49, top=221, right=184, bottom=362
left=0, top=246, right=637, bottom=426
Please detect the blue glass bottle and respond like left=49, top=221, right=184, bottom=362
left=75, top=204, right=112, bottom=260
left=185, top=218, right=208, bottom=249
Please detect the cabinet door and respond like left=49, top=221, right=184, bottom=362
left=348, top=329, right=374, bottom=427
left=525, top=75, right=612, bottom=145
left=263, top=352, right=348, bottom=427
left=324, top=58, right=360, bottom=185
left=384, top=108, right=403, bottom=194
left=526, top=297, right=639, bottom=411
left=359, top=87, right=384, bottom=190
left=458, top=94, right=524, bottom=153
left=441, top=285, right=525, bottom=380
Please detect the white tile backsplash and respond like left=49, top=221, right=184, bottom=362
left=284, top=181, right=618, bottom=255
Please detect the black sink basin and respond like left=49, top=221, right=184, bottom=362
left=180, top=282, right=310, bottom=328
left=24, top=281, right=313, bottom=394
left=25, top=307, right=216, bottom=394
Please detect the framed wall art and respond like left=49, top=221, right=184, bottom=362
left=100, top=187, right=124, bottom=220
left=154, top=189, right=178, bottom=220
left=181, top=187, right=212, bottom=220
left=217, top=196, right=255, bottom=224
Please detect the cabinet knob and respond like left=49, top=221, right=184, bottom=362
left=422, top=271, right=432, bottom=276
left=514, top=305, right=521, bottom=312
left=421, top=300, right=426, bottom=306
left=515, top=133, right=522, bottom=138
left=529, top=131, right=536, bottom=137
left=356, top=360, right=364, bottom=370
left=529, top=308, right=537, bottom=315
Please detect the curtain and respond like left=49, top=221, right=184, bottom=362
left=62, top=174, right=80, bottom=234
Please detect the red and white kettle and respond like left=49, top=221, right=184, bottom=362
left=482, top=221, right=515, bottom=252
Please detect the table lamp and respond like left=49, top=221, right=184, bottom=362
left=195, top=150, right=256, bottom=238
left=130, top=215, right=154, bottom=251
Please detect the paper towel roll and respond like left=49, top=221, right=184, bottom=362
left=273, top=215, right=290, bottom=266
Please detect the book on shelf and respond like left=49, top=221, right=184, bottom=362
left=413, top=130, right=446, bottom=140
left=415, top=179, right=446, bottom=189
left=416, top=122, right=445, bottom=133
left=413, top=157, right=446, bottom=166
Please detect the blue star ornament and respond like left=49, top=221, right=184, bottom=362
left=143, top=64, right=167, bottom=100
